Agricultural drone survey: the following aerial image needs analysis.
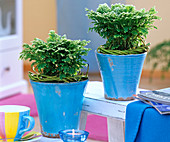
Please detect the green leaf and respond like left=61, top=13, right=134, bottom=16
left=132, top=30, right=138, bottom=35
left=86, top=3, right=161, bottom=51
left=19, top=30, right=91, bottom=82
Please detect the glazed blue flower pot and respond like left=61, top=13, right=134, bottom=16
left=30, top=80, right=88, bottom=138
left=96, top=51, right=146, bottom=100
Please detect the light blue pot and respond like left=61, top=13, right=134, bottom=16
left=96, top=51, right=146, bottom=100
left=30, top=80, right=88, bottom=138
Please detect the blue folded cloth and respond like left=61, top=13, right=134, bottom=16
left=125, top=101, right=170, bottom=142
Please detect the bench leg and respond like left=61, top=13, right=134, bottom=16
left=107, top=118, right=125, bottom=142
left=79, top=111, right=88, bottom=130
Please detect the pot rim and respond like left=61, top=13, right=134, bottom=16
left=30, top=79, right=88, bottom=86
left=95, top=50, right=147, bottom=57
left=0, top=105, right=30, bottom=113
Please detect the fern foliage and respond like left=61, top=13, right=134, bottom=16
left=19, top=30, right=91, bottom=83
left=86, top=3, right=161, bottom=55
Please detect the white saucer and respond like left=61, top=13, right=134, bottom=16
left=40, top=137, right=62, bottom=142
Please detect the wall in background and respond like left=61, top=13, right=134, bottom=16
left=23, top=0, right=57, bottom=44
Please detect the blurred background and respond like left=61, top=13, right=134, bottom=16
left=0, top=0, right=169, bottom=98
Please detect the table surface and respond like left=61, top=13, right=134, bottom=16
left=39, top=137, right=88, bottom=142
left=82, top=81, right=142, bottom=120
left=39, top=137, right=62, bottom=142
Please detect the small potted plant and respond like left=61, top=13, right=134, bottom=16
left=19, top=30, right=91, bottom=138
left=86, top=3, right=161, bottom=100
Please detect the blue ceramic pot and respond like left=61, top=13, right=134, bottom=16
left=30, top=80, right=88, bottom=138
left=96, top=51, right=146, bottom=100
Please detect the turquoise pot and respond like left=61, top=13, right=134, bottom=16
left=96, top=51, right=146, bottom=100
left=30, top=80, right=88, bottom=138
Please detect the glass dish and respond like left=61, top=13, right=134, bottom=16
left=59, top=129, right=89, bottom=142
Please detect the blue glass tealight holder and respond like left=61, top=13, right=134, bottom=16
left=59, top=129, right=89, bottom=142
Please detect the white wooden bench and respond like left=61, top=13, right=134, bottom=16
left=80, top=81, right=136, bottom=142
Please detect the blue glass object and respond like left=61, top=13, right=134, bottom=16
left=59, top=129, right=89, bottom=142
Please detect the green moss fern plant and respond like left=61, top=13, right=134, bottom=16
left=19, top=30, right=91, bottom=83
left=86, top=3, right=161, bottom=55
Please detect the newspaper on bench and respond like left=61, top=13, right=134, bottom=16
left=134, top=88, right=170, bottom=115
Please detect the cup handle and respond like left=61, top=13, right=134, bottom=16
left=19, top=116, right=35, bottom=135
